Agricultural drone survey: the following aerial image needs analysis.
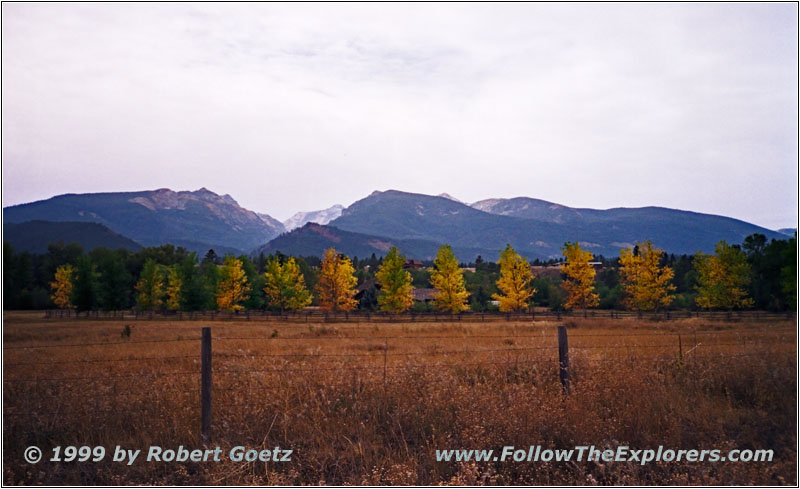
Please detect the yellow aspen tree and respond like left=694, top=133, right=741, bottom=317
left=165, top=265, right=182, bottom=311
left=135, top=259, right=164, bottom=311
left=375, top=247, right=414, bottom=313
left=492, top=244, right=536, bottom=312
left=561, top=242, right=599, bottom=311
left=49, top=264, right=74, bottom=309
left=316, top=248, right=358, bottom=312
left=694, top=241, right=754, bottom=310
left=216, top=256, right=251, bottom=311
left=430, top=244, right=470, bottom=313
left=263, top=257, right=312, bottom=311
left=619, top=241, right=676, bottom=311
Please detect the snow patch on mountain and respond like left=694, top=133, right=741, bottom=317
left=283, top=205, right=345, bottom=231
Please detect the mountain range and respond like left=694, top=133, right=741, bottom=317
left=2, top=187, right=789, bottom=260
left=320, top=190, right=786, bottom=260
left=3, top=188, right=284, bottom=255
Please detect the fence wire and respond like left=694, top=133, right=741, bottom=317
left=4, top=324, right=795, bottom=422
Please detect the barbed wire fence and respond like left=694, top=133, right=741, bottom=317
left=4, top=325, right=795, bottom=441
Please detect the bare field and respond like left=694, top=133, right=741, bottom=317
left=2, top=311, right=797, bottom=485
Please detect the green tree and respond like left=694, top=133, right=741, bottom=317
left=93, top=249, right=132, bottom=311
left=136, top=258, right=164, bottom=311
left=41, top=241, right=83, bottom=289
left=72, top=255, right=98, bottom=312
left=263, top=257, right=312, bottom=311
left=200, top=257, right=220, bottom=310
left=694, top=241, right=754, bottom=310
left=780, top=234, right=797, bottom=310
left=240, top=255, right=265, bottom=310
left=4, top=243, right=19, bottom=309
left=177, top=254, right=208, bottom=311
left=375, top=247, right=414, bottom=313
left=470, top=285, right=492, bottom=311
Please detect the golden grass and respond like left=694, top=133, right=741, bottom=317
left=2, top=312, right=797, bottom=485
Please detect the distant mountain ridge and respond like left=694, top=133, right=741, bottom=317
left=256, top=223, right=488, bottom=261
left=323, top=190, right=785, bottom=260
left=4, top=188, right=788, bottom=260
left=3, top=188, right=284, bottom=254
left=3, top=220, right=142, bottom=253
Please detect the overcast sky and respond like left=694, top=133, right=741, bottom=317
left=2, top=3, right=797, bottom=229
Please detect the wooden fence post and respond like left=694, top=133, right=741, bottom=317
left=558, top=325, right=570, bottom=395
left=201, top=327, right=212, bottom=443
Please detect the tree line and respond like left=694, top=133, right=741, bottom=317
left=3, top=232, right=796, bottom=312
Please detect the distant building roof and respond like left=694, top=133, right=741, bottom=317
left=412, top=288, right=437, bottom=302
left=354, top=279, right=379, bottom=300
left=530, top=265, right=563, bottom=279
left=356, top=279, right=379, bottom=293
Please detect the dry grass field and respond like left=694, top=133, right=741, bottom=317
left=2, top=311, right=797, bottom=485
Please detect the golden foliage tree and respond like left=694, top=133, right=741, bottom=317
left=619, top=241, right=676, bottom=311
left=492, top=244, right=536, bottom=312
left=375, top=247, right=414, bottom=313
left=165, top=265, right=182, bottom=311
left=216, top=256, right=251, bottom=311
left=136, top=258, right=164, bottom=311
left=430, top=245, right=470, bottom=313
left=263, top=257, right=312, bottom=311
left=49, top=264, right=74, bottom=309
left=316, top=248, right=358, bottom=312
left=561, top=242, right=599, bottom=311
left=694, top=241, right=754, bottom=310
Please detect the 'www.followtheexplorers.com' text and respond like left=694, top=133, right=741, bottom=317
left=435, top=446, right=774, bottom=465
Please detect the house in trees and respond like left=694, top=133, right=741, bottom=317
left=412, top=288, right=436, bottom=303
left=354, top=279, right=379, bottom=301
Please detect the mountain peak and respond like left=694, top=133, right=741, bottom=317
left=283, top=204, right=345, bottom=231
left=437, top=193, right=463, bottom=203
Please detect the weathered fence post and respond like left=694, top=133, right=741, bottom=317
left=557, top=325, right=570, bottom=394
left=201, top=327, right=212, bottom=443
